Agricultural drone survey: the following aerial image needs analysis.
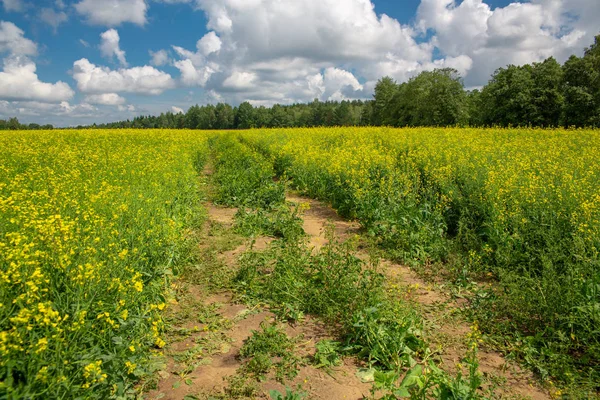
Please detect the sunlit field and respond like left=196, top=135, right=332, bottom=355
left=1, top=127, right=598, bottom=398
left=241, top=127, right=600, bottom=387
left=0, top=130, right=208, bottom=398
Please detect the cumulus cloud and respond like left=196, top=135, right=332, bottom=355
left=157, top=0, right=600, bottom=104
left=0, top=22, right=74, bottom=103
left=197, top=31, right=222, bottom=56
left=149, top=49, right=169, bottom=66
left=100, top=29, right=127, bottom=66
left=75, top=0, right=147, bottom=26
left=171, top=106, right=184, bottom=114
left=0, top=57, right=74, bottom=102
left=72, top=58, right=175, bottom=95
left=0, top=100, right=95, bottom=118
left=173, top=58, right=216, bottom=87
left=321, top=67, right=364, bottom=100
left=0, top=21, right=37, bottom=56
left=416, top=0, right=599, bottom=86
left=222, top=71, right=257, bottom=90
left=84, top=93, right=126, bottom=106
left=40, top=8, right=68, bottom=32
left=167, top=0, right=431, bottom=104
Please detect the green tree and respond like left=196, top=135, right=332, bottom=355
left=562, top=35, right=600, bottom=127
left=399, top=68, right=468, bottom=126
left=531, top=57, right=564, bottom=126
left=334, top=101, right=353, bottom=126
left=481, top=65, right=536, bottom=126
left=184, top=105, right=201, bottom=129
left=198, top=105, right=217, bottom=129
left=235, top=102, right=255, bottom=129
left=214, top=103, right=234, bottom=129
left=372, top=76, right=398, bottom=125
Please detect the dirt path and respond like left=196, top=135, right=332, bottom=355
left=284, top=193, right=550, bottom=400
left=145, top=183, right=549, bottom=399
left=145, top=198, right=372, bottom=399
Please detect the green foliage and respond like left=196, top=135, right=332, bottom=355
left=313, top=340, right=343, bottom=369
left=397, top=69, right=469, bottom=127
left=372, top=333, right=485, bottom=400
left=235, top=229, right=386, bottom=325
left=243, top=126, right=600, bottom=393
left=0, top=130, right=209, bottom=399
left=346, top=305, right=424, bottom=371
left=239, top=322, right=301, bottom=383
left=269, top=386, right=307, bottom=400
left=234, top=205, right=305, bottom=242
left=210, top=134, right=285, bottom=209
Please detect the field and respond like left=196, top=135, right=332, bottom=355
left=1, top=128, right=598, bottom=399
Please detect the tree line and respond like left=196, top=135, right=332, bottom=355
left=0, top=117, right=54, bottom=130
left=3, top=35, right=598, bottom=130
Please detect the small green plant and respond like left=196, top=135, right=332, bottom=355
left=239, top=322, right=301, bottom=383
left=234, top=205, right=305, bottom=241
left=313, top=340, right=343, bottom=369
left=371, top=325, right=485, bottom=400
left=269, top=386, right=307, bottom=400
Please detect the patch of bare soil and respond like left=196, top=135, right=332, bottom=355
left=206, top=204, right=238, bottom=225
left=286, top=193, right=361, bottom=250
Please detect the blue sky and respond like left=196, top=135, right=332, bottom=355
left=0, top=0, right=597, bottom=126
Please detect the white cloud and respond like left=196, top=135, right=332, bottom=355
left=197, top=31, right=222, bottom=56
left=321, top=67, right=363, bottom=100
left=222, top=71, right=257, bottom=90
left=166, top=0, right=433, bottom=103
left=75, top=0, right=147, bottom=26
left=171, top=106, right=184, bottom=114
left=157, top=0, right=600, bottom=104
left=1, top=0, right=24, bottom=12
left=416, top=0, right=600, bottom=85
left=0, top=57, right=74, bottom=102
left=100, top=29, right=127, bottom=66
left=72, top=58, right=176, bottom=95
left=0, top=21, right=37, bottom=56
left=149, top=49, right=169, bottom=66
left=40, top=8, right=68, bottom=32
left=173, top=58, right=215, bottom=86
left=59, top=101, right=97, bottom=115
left=79, top=39, right=90, bottom=47
left=0, top=100, right=96, bottom=118
left=84, top=93, right=126, bottom=106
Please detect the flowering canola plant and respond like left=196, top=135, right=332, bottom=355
left=240, top=127, right=600, bottom=382
left=0, top=129, right=208, bottom=398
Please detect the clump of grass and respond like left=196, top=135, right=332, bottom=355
left=238, top=322, right=302, bottom=383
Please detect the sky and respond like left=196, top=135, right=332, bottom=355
left=0, top=0, right=598, bottom=126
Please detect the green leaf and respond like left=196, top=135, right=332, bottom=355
left=399, top=364, right=422, bottom=389
left=355, top=367, right=377, bottom=383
